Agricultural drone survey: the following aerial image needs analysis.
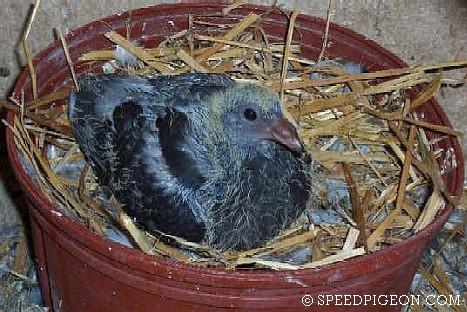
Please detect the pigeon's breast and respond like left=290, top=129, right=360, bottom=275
left=205, top=141, right=311, bottom=251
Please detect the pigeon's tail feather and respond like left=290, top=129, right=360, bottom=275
left=68, top=89, right=115, bottom=188
left=68, top=74, right=147, bottom=184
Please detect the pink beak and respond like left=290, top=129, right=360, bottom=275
left=267, top=119, right=303, bottom=152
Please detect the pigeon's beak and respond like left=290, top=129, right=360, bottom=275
left=267, top=119, right=303, bottom=152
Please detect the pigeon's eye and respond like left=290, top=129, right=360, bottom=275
left=243, top=108, right=257, bottom=121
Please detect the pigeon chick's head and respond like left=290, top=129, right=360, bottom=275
left=206, top=83, right=303, bottom=152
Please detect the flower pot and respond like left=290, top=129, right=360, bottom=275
left=5, top=3, right=464, bottom=311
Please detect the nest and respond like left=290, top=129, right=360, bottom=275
left=1, top=2, right=465, bottom=272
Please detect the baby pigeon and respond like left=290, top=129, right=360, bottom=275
left=69, top=73, right=311, bottom=251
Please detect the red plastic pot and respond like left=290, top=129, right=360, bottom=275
left=5, top=3, right=464, bottom=312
